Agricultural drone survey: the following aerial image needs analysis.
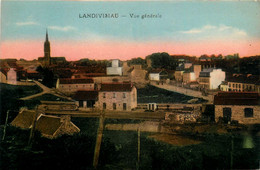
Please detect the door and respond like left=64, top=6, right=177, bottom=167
left=79, top=100, right=83, bottom=107
left=223, top=107, right=232, bottom=123
left=113, top=103, right=116, bottom=110
left=103, top=103, right=106, bottom=110
left=123, top=103, right=127, bottom=110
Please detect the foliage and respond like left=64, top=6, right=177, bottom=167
left=146, top=52, right=177, bottom=70
left=127, top=57, right=147, bottom=68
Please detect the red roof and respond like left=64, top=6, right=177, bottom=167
left=59, top=78, right=94, bottom=84
left=214, top=92, right=260, bottom=105
left=100, top=83, right=134, bottom=92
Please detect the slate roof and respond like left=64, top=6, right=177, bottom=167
left=100, top=83, right=134, bottom=92
left=199, top=68, right=214, bottom=77
left=227, top=74, right=260, bottom=85
left=214, top=92, right=260, bottom=105
left=59, top=78, right=94, bottom=84
left=73, top=90, right=99, bottom=100
left=11, top=110, right=38, bottom=129
left=35, top=115, right=62, bottom=136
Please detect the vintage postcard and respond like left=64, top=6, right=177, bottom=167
left=0, top=0, right=260, bottom=169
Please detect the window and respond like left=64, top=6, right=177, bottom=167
left=113, top=103, right=116, bottom=110
left=239, top=84, right=241, bottom=88
left=244, top=108, right=253, bottom=117
left=103, top=93, right=106, bottom=98
left=76, top=85, right=78, bottom=87
left=232, top=84, right=235, bottom=88
left=123, top=93, right=126, bottom=98
left=113, top=93, right=116, bottom=98
left=103, top=103, right=106, bottom=110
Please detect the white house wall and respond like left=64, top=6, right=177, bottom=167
left=209, top=69, right=225, bottom=89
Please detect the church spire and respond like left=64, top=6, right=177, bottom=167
left=46, top=29, right=49, bottom=42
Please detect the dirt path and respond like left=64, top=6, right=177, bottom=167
left=20, top=80, right=71, bottom=101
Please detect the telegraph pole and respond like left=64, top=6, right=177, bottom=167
left=93, top=111, right=105, bottom=169
left=28, top=106, right=38, bottom=147
left=2, top=110, right=10, bottom=141
left=230, top=135, right=234, bottom=169
left=137, top=127, right=141, bottom=170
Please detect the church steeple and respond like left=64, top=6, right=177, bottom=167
left=44, top=29, right=51, bottom=67
left=46, top=29, right=49, bottom=42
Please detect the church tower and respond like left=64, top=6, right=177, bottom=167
left=44, top=29, right=51, bottom=67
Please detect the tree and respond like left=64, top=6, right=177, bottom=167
left=36, top=66, right=55, bottom=88
left=146, top=52, right=176, bottom=70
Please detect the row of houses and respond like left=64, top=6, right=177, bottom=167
left=220, top=74, right=260, bottom=93
left=174, top=62, right=226, bottom=90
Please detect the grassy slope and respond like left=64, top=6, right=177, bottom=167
left=137, top=85, right=206, bottom=103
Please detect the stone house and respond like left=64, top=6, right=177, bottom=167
left=107, top=59, right=122, bottom=76
left=214, top=92, right=260, bottom=124
left=174, top=63, right=193, bottom=82
left=35, top=115, right=80, bottom=139
left=95, top=82, right=137, bottom=111
left=73, top=90, right=99, bottom=108
left=149, top=69, right=168, bottom=81
left=11, top=110, right=80, bottom=139
left=56, top=78, right=95, bottom=94
left=183, top=71, right=196, bottom=84
left=198, top=68, right=225, bottom=90
left=122, top=61, right=131, bottom=76
left=7, top=68, right=17, bottom=85
left=174, top=70, right=184, bottom=82
left=220, top=81, right=229, bottom=91
left=226, top=74, right=259, bottom=92
left=0, top=70, right=7, bottom=83
left=177, top=64, right=201, bottom=84
left=129, top=65, right=147, bottom=83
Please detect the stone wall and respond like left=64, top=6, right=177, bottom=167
left=165, top=106, right=201, bottom=123
left=215, top=105, right=260, bottom=124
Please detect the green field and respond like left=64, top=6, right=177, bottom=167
left=0, top=83, right=43, bottom=124
left=1, top=117, right=259, bottom=169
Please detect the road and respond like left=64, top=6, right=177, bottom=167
left=150, top=82, right=213, bottom=103
left=20, top=80, right=72, bottom=101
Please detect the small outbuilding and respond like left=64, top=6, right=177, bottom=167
left=214, top=92, right=260, bottom=124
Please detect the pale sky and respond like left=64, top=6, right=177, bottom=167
left=1, top=0, right=260, bottom=61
